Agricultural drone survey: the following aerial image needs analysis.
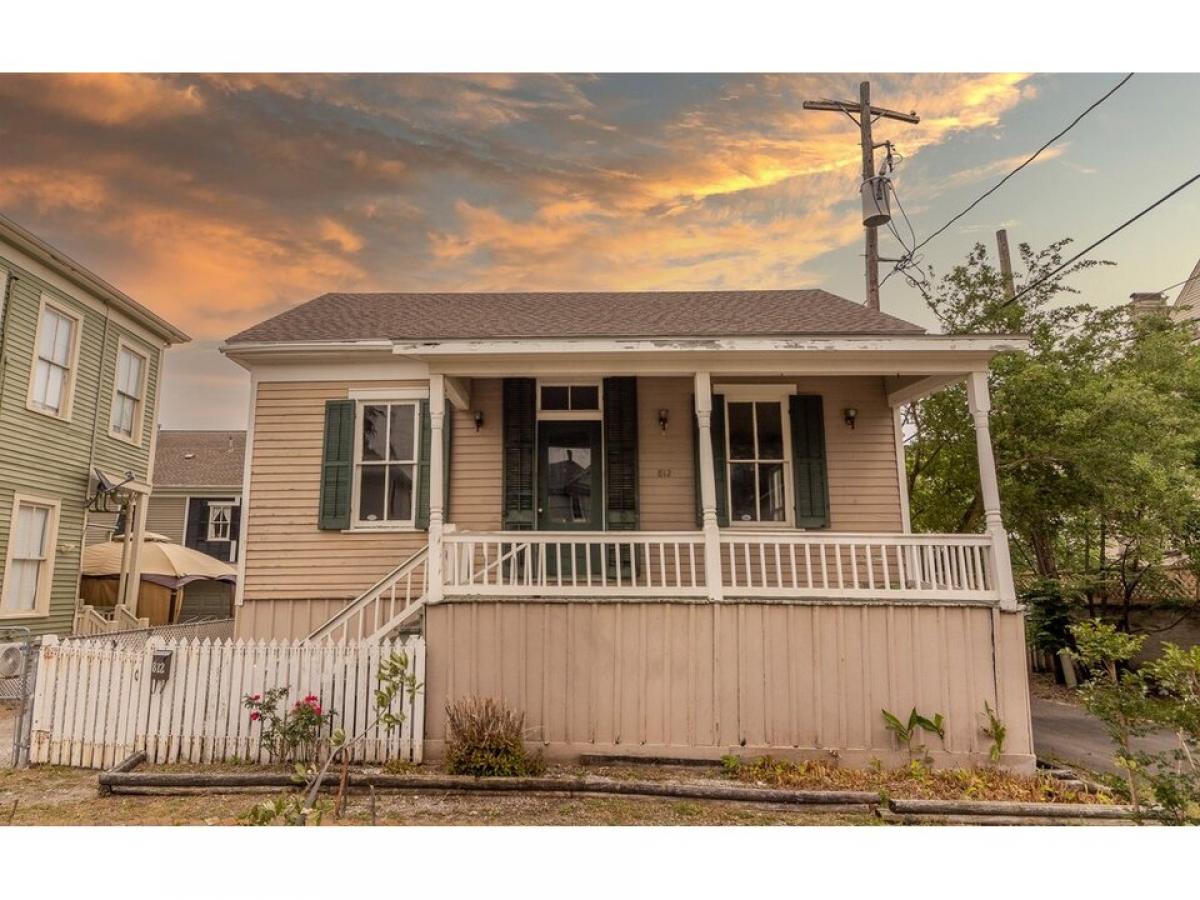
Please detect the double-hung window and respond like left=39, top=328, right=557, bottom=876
left=207, top=503, right=232, bottom=541
left=2, top=496, right=58, bottom=617
left=725, top=393, right=791, bottom=525
left=30, top=301, right=79, bottom=417
left=111, top=342, right=147, bottom=441
left=354, top=401, right=419, bottom=525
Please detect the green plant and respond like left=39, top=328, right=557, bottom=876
left=444, top=695, right=546, bottom=777
left=240, top=649, right=421, bottom=826
left=881, top=707, right=945, bottom=765
left=720, top=754, right=742, bottom=774
left=981, top=701, right=1007, bottom=764
left=243, top=688, right=336, bottom=763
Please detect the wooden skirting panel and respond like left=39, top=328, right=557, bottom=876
left=423, top=600, right=1034, bottom=772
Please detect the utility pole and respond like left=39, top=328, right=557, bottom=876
left=996, top=228, right=1016, bottom=300
left=804, top=81, right=919, bottom=311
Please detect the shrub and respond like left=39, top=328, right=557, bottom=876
left=244, top=688, right=336, bottom=763
left=444, top=696, right=545, bottom=777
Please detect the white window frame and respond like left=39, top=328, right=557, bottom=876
left=1, top=493, right=60, bottom=620
left=715, top=384, right=795, bottom=528
left=27, top=295, right=83, bottom=421
left=0, top=266, right=9, bottom=338
left=536, top=379, right=603, bottom=421
left=349, top=398, right=422, bottom=531
left=206, top=502, right=233, bottom=542
left=109, top=337, right=150, bottom=445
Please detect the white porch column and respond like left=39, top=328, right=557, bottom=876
left=966, top=371, right=1017, bottom=610
left=427, top=373, right=446, bottom=603
left=121, top=491, right=148, bottom=615
left=693, top=372, right=724, bottom=602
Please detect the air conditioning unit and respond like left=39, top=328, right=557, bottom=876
left=0, top=642, right=26, bottom=678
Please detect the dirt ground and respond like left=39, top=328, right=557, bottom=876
left=0, top=766, right=873, bottom=826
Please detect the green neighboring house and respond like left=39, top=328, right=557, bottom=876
left=0, top=212, right=189, bottom=636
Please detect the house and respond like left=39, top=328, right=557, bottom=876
left=1170, top=256, right=1200, bottom=338
left=221, top=289, right=1035, bottom=770
left=0, top=212, right=189, bottom=636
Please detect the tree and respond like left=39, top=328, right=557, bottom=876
left=905, top=238, right=1200, bottom=631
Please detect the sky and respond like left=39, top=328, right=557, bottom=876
left=0, top=72, right=1197, bottom=430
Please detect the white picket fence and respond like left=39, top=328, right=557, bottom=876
left=28, top=635, right=425, bottom=769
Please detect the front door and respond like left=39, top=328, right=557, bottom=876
left=537, top=421, right=603, bottom=578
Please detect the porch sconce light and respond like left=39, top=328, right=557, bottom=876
left=843, top=407, right=858, bottom=429
left=658, top=408, right=670, bottom=433
left=473, top=410, right=485, bottom=432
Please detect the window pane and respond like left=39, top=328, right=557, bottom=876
left=756, top=402, right=784, bottom=460
left=39, top=311, right=59, bottom=359
left=33, top=360, right=51, bottom=408
left=541, top=385, right=569, bottom=410
left=570, top=385, right=599, bottom=410
left=362, top=405, right=387, bottom=461
left=389, top=404, right=415, bottom=461
left=727, top=402, right=755, bottom=460
left=358, top=466, right=385, bottom=521
left=4, top=560, right=39, bottom=611
left=387, top=464, right=414, bottom=521
left=729, top=462, right=757, bottom=522
left=15, top=505, right=48, bottom=558
left=44, top=365, right=65, bottom=411
left=758, top=462, right=787, bottom=522
left=51, top=312, right=73, bottom=365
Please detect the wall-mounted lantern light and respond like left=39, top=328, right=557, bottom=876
left=843, top=407, right=858, bottom=429
left=658, top=408, right=670, bottom=433
left=473, top=410, right=485, bottom=432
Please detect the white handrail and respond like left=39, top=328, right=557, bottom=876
left=307, top=546, right=429, bottom=642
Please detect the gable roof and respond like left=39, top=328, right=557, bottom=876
left=225, top=289, right=925, bottom=345
left=153, top=430, right=246, bottom=489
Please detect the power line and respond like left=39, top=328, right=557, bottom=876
left=1002, top=170, right=1200, bottom=307
left=904, top=73, right=1135, bottom=259
left=1155, top=270, right=1200, bottom=297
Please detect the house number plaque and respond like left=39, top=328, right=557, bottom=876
left=151, top=649, right=174, bottom=682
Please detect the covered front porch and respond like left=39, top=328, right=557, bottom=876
left=305, top=336, right=1024, bottom=645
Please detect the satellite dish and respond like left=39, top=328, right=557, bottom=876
left=93, top=467, right=135, bottom=494
left=0, top=643, right=24, bottom=678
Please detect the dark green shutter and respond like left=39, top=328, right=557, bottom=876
left=415, top=400, right=432, bottom=529
left=502, top=378, right=536, bottom=530
left=603, top=377, right=639, bottom=530
left=318, top=399, right=355, bottom=530
left=691, top=393, right=729, bottom=527
left=789, top=394, right=829, bottom=529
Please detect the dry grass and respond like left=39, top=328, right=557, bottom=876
left=722, top=756, right=1109, bottom=804
left=1029, top=671, right=1085, bottom=706
left=0, top=766, right=871, bottom=826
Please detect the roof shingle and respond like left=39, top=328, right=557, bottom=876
left=226, top=290, right=925, bottom=344
left=153, top=430, right=246, bottom=488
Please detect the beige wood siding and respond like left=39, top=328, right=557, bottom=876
left=423, top=601, right=1033, bottom=770
left=637, top=377, right=697, bottom=530
left=448, top=378, right=502, bottom=531
left=242, top=380, right=430, bottom=607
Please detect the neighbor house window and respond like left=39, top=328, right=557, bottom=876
left=354, top=401, right=419, bottom=525
left=207, top=503, right=232, bottom=541
left=1, top=496, right=58, bottom=617
left=29, top=301, right=80, bottom=417
left=110, top=342, right=147, bottom=441
left=725, top=396, right=790, bottom=524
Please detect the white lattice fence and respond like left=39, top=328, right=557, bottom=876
left=28, top=636, right=425, bottom=769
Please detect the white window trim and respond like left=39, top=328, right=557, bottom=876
left=109, top=336, right=150, bottom=446
left=206, top=502, right=233, bottom=542
left=1, top=493, right=60, bottom=620
left=536, top=378, right=603, bottom=421
left=347, top=398, right=422, bottom=532
left=0, top=266, right=9, bottom=337
left=26, top=294, right=83, bottom=422
left=718, top=385, right=795, bottom=528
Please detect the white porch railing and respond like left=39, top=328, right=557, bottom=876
left=443, top=531, right=709, bottom=597
left=719, top=531, right=995, bottom=601
left=307, top=547, right=429, bottom=643
left=441, top=530, right=998, bottom=603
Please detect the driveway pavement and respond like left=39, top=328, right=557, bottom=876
left=1031, top=696, right=1179, bottom=776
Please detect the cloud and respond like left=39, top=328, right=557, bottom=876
left=0, top=73, right=1039, bottom=341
